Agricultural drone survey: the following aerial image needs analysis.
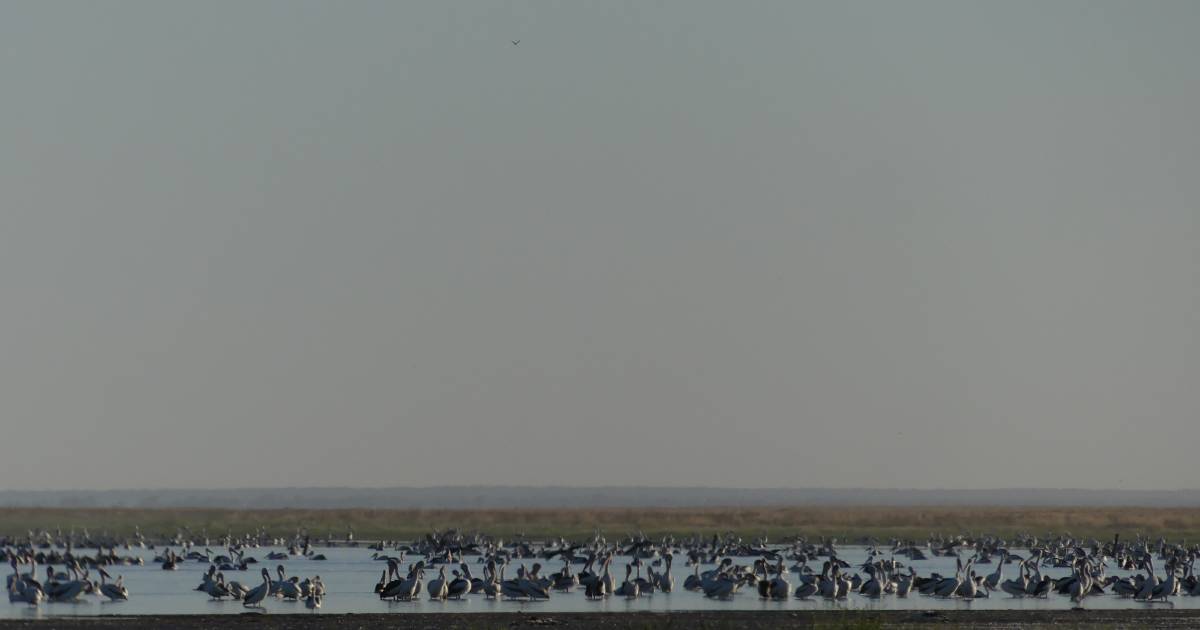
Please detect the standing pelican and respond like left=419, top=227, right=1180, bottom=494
left=444, top=568, right=468, bottom=599
left=242, top=568, right=272, bottom=608
left=304, top=577, right=324, bottom=612
left=984, top=554, right=1005, bottom=592
left=656, top=554, right=674, bottom=593
left=428, top=566, right=449, bottom=600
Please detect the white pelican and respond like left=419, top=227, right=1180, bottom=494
left=614, top=564, right=639, bottom=598
left=428, top=566, right=449, bottom=600
left=97, top=569, right=129, bottom=602
left=656, top=554, right=674, bottom=593
left=8, top=558, right=42, bottom=606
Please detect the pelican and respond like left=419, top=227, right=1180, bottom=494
left=394, top=565, right=424, bottom=601
left=48, top=566, right=89, bottom=602
left=1152, top=559, right=1177, bottom=602
left=984, top=552, right=1006, bottom=591
left=499, top=565, right=526, bottom=600
left=1069, top=561, right=1093, bottom=604
left=8, top=558, right=42, bottom=606
left=860, top=565, right=882, bottom=598
left=242, top=568, right=272, bottom=608
left=895, top=567, right=916, bottom=597
left=599, top=557, right=616, bottom=595
left=553, top=559, right=579, bottom=592
left=225, top=574, right=250, bottom=600
left=97, top=569, right=129, bottom=602
left=1000, top=561, right=1029, bottom=597
left=1136, top=559, right=1159, bottom=601
left=958, top=560, right=978, bottom=599
left=274, top=565, right=301, bottom=600
left=428, top=566, right=449, bottom=600
left=614, top=564, right=639, bottom=598
left=683, top=563, right=702, bottom=591
left=656, top=554, right=674, bottom=593
left=934, top=559, right=963, bottom=598
left=818, top=562, right=837, bottom=599
left=519, top=564, right=551, bottom=599
left=447, top=568, right=471, bottom=599
left=702, top=571, right=738, bottom=599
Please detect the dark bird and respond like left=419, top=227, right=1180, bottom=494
left=512, top=40, right=520, bottom=46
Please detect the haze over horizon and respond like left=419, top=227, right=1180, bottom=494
left=2, top=1, right=1198, bottom=492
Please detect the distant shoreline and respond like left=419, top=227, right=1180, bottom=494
left=4, top=505, right=1199, bottom=541
left=2, top=486, right=1198, bottom=510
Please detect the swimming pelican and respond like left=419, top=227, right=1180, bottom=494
left=8, top=558, right=42, bottom=606
left=860, top=565, right=882, bottom=598
left=683, top=563, right=702, bottom=591
left=274, top=565, right=301, bottom=600
left=97, top=569, right=129, bottom=602
left=1000, top=561, right=1029, bottom=597
left=895, top=567, right=915, bottom=598
left=934, top=559, right=963, bottom=598
left=615, top=564, right=639, bottom=598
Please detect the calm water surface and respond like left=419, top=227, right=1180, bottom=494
left=3, top=545, right=1192, bottom=617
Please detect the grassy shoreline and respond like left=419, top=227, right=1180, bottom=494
left=3, top=506, right=1200, bottom=542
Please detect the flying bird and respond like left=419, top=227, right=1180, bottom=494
left=512, top=40, right=520, bottom=46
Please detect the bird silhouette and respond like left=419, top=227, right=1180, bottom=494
left=512, top=40, right=520, bottom=46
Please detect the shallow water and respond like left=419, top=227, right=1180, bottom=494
left=3, top=545, right=1193, bottom=617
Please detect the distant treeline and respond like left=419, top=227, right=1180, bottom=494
left=1, top=487, right=1198, bottom=509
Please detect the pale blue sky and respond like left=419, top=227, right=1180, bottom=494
left=2, top=1, right=1197, bottom=490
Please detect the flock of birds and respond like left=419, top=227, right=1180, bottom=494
left=363, top=531, right=1200, bottom=606
left=8, top=528, right=1200, bottom=612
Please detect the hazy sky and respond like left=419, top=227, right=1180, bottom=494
left=2, top=1, right=1198, bottom=491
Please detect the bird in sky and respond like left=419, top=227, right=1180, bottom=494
left=512, top=40, right=520, bottom=46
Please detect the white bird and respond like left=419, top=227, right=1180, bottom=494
left=614, top=564, right=639, bottom=598
left=428, top=566, right=449, bottom=600
left=98, top=569, right=129, bottom=602
left=8, top=558, right=42, bottom=606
